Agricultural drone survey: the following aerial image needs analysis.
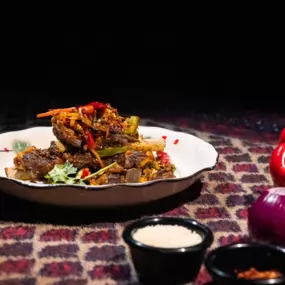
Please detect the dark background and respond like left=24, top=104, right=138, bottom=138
left=0, top=31, right=280, bottom=129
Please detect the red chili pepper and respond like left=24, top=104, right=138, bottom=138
left=270, top=128, right=285, bottom=186
left=156, top=151, right=171, bottom=166
left=162, top=135, right=167, bottom=140
left=81, top=168, right=90, bottom=179
left=78, top=102, right=107, bottom=112
left=174, top=139, right=179, bottom=145
left=80, top=105, right=94, bottom=114
left=86, top=130, right=95, bottom=149
left=88, top=102, right=107, bottom=110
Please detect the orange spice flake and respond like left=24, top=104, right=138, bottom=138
left=237, top=267, right=282, bottom=280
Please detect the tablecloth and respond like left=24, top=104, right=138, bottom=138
left=0, top=115, right=280, bottom=285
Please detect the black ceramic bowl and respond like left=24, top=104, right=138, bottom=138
left=122, top=217, right=214, bottom=284
left=205, top=242, right=285, bottom=285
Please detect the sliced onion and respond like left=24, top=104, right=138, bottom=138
left=248, top=187, right=285, bottom=246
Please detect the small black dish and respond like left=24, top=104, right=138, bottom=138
left=205, top=242, right=285, bottom=285
left=122, top=217, right=214, bottom=284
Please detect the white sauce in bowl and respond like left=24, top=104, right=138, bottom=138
left=132, top=224, right=203, bottom=248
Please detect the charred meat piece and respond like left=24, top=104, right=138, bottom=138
left=124, top=151, right=147, bottom=169
left=152, top=169, right=176, bottom=180
left=13, top=146, right=64, bottom=180
left=52, top=118, right=83, bottom=148
left=103, top=134, right=139, bottom=147
left=107, top=173, right=121, bottom=184
left=102, top=153, right=126, bottom=167
left=108, top=164, right=125, bottom=173
left=102, top=151, right=148, bottom=169
left=63, top=152, right=99, bottom=170
left=48, top=141, right=65, bottom=155
left=125, top=168, right=141, bottom=183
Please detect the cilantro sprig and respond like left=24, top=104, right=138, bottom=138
left=12, top=140, right=31, bottom=153
left=44, top=161, right=117, bottom=185
left=45, top=162, right=85, bottom=185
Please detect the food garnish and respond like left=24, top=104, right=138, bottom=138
left=236, top=267, right=282, bottom=280
left=12, top=140, right=31, bottom=154
left=45, top=162, right=85, bottom=185
left=6, top=101, right=176, bottom=186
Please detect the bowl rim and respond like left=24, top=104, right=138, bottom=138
left=205, top=242, right=285, bottom=285
left=122, top=216, right=214, bottom=253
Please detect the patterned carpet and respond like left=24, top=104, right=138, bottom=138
left=0, top=117, right=279, bottom=285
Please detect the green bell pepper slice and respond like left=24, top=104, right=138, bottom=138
left=124, top=116, right=139, bottom=135
left=97, top=146, right=128, bottom=157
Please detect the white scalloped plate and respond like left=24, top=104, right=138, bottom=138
left=0, top=126, right=218, bottom=207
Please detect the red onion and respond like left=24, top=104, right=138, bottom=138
left=248, top=187, right=285, bottom=246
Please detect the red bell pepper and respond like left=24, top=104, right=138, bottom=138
left=279, top=128, right=285, bottom=143
left=77, top=102, right=107, bottom=113
left=270, top=128, right=285, bottom=186
left=89, top=101, right=107, bottom=110
left=156, top=151, right=171, bottom=166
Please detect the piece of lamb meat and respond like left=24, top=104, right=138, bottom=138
left=52, top=118, right=83, bottom=148
left=152, top=169, right=176, bottom=180
left=13, top=146, right=64, bottom=180
left=102, top=153, right=126, bottom=167
left=124, top=150, right=147, bottom=169
left=63, top=152, right=99, bottom=170
left=107, top=173, right=122, bottom=184
left=103, top=134, right=139, bottom=147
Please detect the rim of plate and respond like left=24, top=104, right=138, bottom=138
left=0, top=126, right=219, bottom=191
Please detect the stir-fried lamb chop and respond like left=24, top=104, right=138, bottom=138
left=13, top=143, right=65, bottom=180
left=102, top=134, right=139, bottom=147
left=12, top=141, right=101, bottom=180
left=101, top=151, right=149, bottom=170
left=51, top=114, right=139, bottom=152
left=63, top=152, right=99, bottom=170
left=52, top=117, right=83, bottom=148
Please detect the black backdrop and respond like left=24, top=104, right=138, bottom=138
left=0, top=80, right=241, bottom=114
left=0, top=31, right=280, bottom=126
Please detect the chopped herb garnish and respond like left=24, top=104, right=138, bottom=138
left=44, top=161, right=117, bottom=185
left=12, top=140, right=31, bottom=153
left=45, top=162, right=85, bottom=185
